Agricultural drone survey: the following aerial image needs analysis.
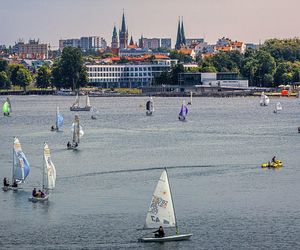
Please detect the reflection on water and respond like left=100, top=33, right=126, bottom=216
left=0, top=96, right=299, bottom=249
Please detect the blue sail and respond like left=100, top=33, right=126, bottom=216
left=13, top=137, right=30, bottom=183
left=13, top=151, right=30, bottom=183
left=179, top=104, right=188, bottom=117
left=57, top=113, right=64, bottom=128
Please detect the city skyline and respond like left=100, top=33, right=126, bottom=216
left=1, top=0, right=299, bottom=48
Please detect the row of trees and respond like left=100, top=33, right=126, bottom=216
left=0, top=47, right=87, bottom=91
left=180, top=38, right=300, bottom=87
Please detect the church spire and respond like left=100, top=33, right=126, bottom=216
left=111, top=24, right=118, bottom=48
left=121, top=10, right=126, bottom=32
left=129, top=35, right=134, bottom=45
left=175, top=17, right=182, bottom=49
left=181, top=17, right=186, bottom=46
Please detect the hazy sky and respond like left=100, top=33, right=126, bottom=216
left=1, top=0, right=299, bottom=48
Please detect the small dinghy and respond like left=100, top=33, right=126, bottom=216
left=178, top=101, right=188, bottom=121
left=51, top=106, right=64, bottom=131
left=260, top=92, right=270, bottom=106
left=146, top=97, right=154, bottom=116
left=2, top=137, right=30, bottom=191
left=28, top=143, right=56, bottom=202
left=67, top=115, right=84, bottom=150
left=139, top=168, right=192, bottom=243
left=70, top=93, right=91, bottom=111
left=273, top=102, right=282, bottom=113
left=2, top=97, right=11, bottom=116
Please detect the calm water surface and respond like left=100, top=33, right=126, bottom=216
left=0, top=96, right=299, bottom=249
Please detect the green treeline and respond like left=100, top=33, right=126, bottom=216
left=1, top=38, right=300, bottom=90
left=197, top=38, right=300, bottom=87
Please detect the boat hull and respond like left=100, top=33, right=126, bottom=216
left=2, top=186, right=23, bottom=191
left=146, top=111, right=153, bottom=116
left=70, top=106, right=91, bottom=111
left=28, top=195, right=49, bottom=202
left=261, top=160, right=283, bottom=168
left=178, top=115, right=186, bottom=121
left=141, top=233, right=193, bottom=242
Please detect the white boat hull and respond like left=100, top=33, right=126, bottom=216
left=28, top=195, right=49, bottom=202
left=141, top=233, right=193, bottom=242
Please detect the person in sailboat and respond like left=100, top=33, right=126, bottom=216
left=51, top=125, right=56, bottom=131
left=12, top=180, right=18, bottom=188
left=32, top=188, right=38, bottom=197
left=153, top=226, right=165, bottom=238
left=272, top=156, right=276, bottom=163
left=67, top=141, right=71, bottom=148
left=3, top=177, right=10, bottom=187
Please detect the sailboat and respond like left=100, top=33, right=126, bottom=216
left=146, top=97, right=154, bottom=116
left=187, top=92, right=192, bottom=105
left=274, top=102, right=282, bottom=113
left=178, top=100, right=188, bottom=121
left=28, top=143, right=56, bottom=202
left=140, top=168, right=192, bottom=242
left=90, top=106, right=97, bottom=120
left=51, top=106, right=64, bottom=131
left=70, top=93, right=92, bottom=111
left=260, top=92, right=270, bottom=106
left=67, top=115, right=84, bottom=149
left=2, top=137, right=30, bottom=191
left=2, top=97, right=11, bottom=116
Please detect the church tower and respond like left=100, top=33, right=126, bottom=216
left=119, top=11, right=129, bottom=49
left=175, top=17, right=186, bottom=49
left=111, top=25, right=118, bottom=48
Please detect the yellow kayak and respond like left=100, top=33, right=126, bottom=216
left=261, top=160, right=283, bottom=168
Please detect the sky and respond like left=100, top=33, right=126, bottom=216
left=0, top=0, right=299, bottom=48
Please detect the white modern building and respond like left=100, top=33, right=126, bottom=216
left=86, top=59, right=177, bottom=88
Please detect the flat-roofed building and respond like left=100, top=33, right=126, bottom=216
left=86, top=59, right=176, bottom=88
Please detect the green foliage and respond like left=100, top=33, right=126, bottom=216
left=36, top=66, right=51, bottom=89
left=169, top=51, right=193, bottom=63
left=262, top=38, right=300, bottom=62
left=170, top=64, right=184, bottom=85
left=154, top=71, right=171, bottom=85
left=0, top=71, right=10, bottom=89
left=52, top=46, right=87, bottom=91
left=0, top=60, right=8, bottom=72
left=15, top=67, right=32, bottom=91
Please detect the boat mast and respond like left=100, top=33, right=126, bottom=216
left=11, top=137, right=14, bottom=183
left=42, top=144, right=45, bottom=190
left=164, top=167, right=179, bottom=234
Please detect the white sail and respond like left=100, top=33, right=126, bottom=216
left=71, top=115, right=84, bottom=144
left=43, top=143, right=56, bottom=190
left=275, top=102, right=282, bottom=111
left=86, top=94, right=91, bottom=107
left=260, top=92, right=269, bottom=106
left=144, top=170, right=176, bottom=229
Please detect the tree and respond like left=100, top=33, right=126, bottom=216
left=0, top=71, right=9, bottom=89
left=36, top=66, right=51, bottom=89
left=0, top=60, right=8, bottom=72
left=170, top=64, right=184, bottom=85
left=15, top=68, right=32, bottom=91
left=154, top=71, right=171, bottom=85
left=56, top=46, right=88, bottom=91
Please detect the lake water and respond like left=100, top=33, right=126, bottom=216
left=0, top=96, right=299, bottom=249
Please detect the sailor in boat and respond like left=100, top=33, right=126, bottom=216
left=12, top=180, right=18, bottom=188
left=32, top=188, right=38, bottom=197
left=67, top=141, right=71, bottom=149
left=3, top=177, right=10, bottom=187
left=272, top=156, right=276, bottom=164
left=51, top=125, right=56, bottom=131
left=153, top=226, right=165, bottom=238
